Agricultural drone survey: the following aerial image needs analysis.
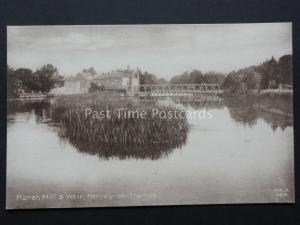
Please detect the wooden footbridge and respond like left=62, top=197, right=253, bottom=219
left=137, top=84, right=223, bottom=97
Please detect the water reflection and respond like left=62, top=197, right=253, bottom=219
left=6, top=97, right=294, bottom=208
left=8, top=99, right=188, bottom=160
left=224, top=97, right=293, bottom=130
left=64, top=137, right=186, bottom=160
left=225, top=98, right=259, bottom=127
left=7, top=96, right=293, bottom=161
left=8, top=100, right=52, bottom=124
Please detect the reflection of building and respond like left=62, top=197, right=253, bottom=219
left=92, top=69, right=139, bottom=92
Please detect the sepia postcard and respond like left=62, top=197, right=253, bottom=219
left=6, top=23, right=294, bottom=209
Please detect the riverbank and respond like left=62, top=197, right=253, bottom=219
left=8, top=92, right=56, bottom=101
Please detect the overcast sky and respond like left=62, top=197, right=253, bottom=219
left=7, top=23, right=292, bottom=79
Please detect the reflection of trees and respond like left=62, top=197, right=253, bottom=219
left=8, top=96, right=294, bottom=163
left=225, top=97, right=258, bottom=127
left=225, top=97, right=293, bottom=131
left=158, top=96, right=293, bottom=131
left=259, top=110, right=293, bottom=131
left=59, top=132, right=187, bottom=160
left=228, top=106, right=259, bottom=127
left=7, top=100, right=51, bottom=123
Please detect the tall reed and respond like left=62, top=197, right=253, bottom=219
left=51, top=93, right=189, bottom=159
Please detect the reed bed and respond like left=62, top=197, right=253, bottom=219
left=51, top=93, right=189, bottom=159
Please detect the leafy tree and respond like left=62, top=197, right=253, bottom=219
left=257, top=57, right=279, bottom=89
left=35, top=64, right=58, bottom=93
left=223, top=72, right=244, bottom=95
left=7, top=66, right=17, bottom=97
left=203, top=71, right=226, bottom=84
left=278, top=55, right=292, bottom=85
left=13, top=68, right=40, bottom=92
left=242, top=68, right=261, bottom=89
left=170, top=70, right=226, bottom=85
left=222, top=55, right=293, bottom=95
left=190, top=70, right=204, bottom=83
left=223, top=67, right=261, bottom=95
left=82, top=67, right=97, bottom=76
left=139, top=71, right=164, bottom=85
left=170, top=70, right=203, bottom=84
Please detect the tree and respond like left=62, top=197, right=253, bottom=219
left=170, top=70, right=203, bottom=84
left=35, top=64, right=58, bottom=93
left=223, top=72, right=244, bottom=95
left=257, top=57, right=279, bottom=89
left=139, top=71, right=163, bottom=85
left=7, top=65, right=17, bottom=97
left=278, top=55, right=292, bottom=85
left=242, top=68, right=261, bottom=89
left=82, top=67, right=97, bottom=76
left=203, top=71, right=225, bottom=84
left=157, top=78, right=168, bottom=84
left=13, top=68, right=40, bottom=92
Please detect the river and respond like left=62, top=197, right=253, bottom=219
left=6, top=97, right=294, bottom=208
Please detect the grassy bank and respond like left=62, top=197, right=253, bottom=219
left=51, top=93, right=189, bottom=159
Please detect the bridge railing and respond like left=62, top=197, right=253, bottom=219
left=136, top=83, right=222, bottom=97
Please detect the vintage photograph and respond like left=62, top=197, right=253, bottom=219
left=6, top=23, right=294, bottom=209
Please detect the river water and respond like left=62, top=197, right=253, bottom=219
left=6, top=98, right=294, bottom=208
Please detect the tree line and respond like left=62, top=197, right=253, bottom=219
left=223, top=55, right=292, bottom=95
left=169, top=70, right=226, bottom=85
left=8, top=64, right=61, bottom=97
left=139, top=71, right=168, bottom=85
left=160, top=54, right=292, bottom=96
left=8, top=54, right=292, bottom=97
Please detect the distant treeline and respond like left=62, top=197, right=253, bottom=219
left=7, top=64, right=61, bottom=97
left=138, top=70, right=225, bottom=85
left=142, top=54, right=292, bottom=96
left=169, top=70, right=225, bottom=85
left=139, top=71, right=168, bottom=85
left=223, top=55, right=292, bottom=95
left=8, top=54, right=292, bottom=97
